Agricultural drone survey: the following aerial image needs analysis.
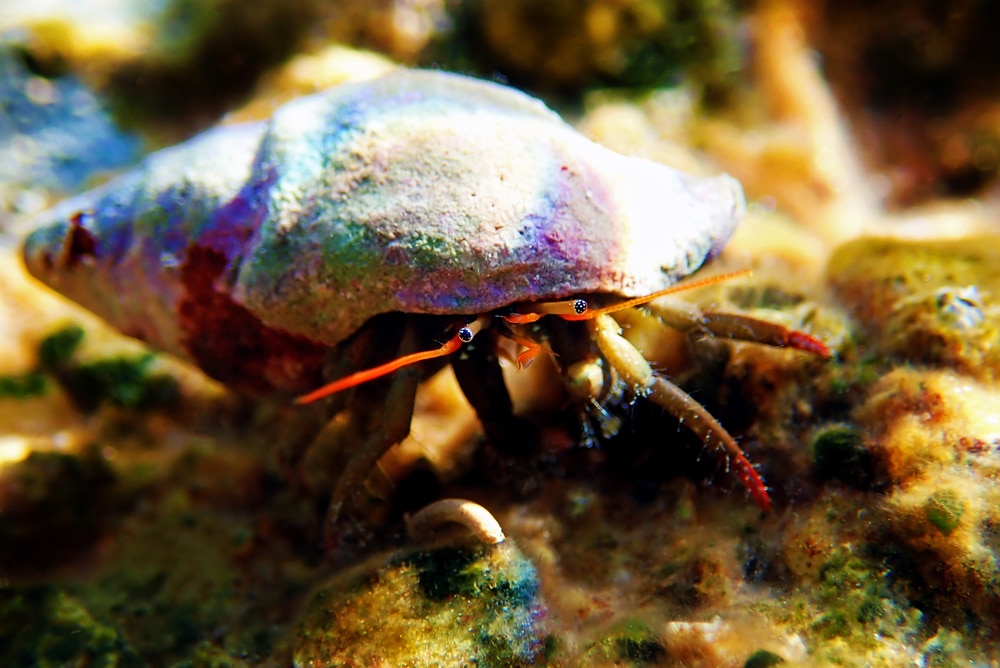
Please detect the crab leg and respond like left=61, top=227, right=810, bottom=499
left=648, top=299, right=831, bottom=357
left=592, top=314, right=771, bottom=511
left=452, top=332, right=539, bottom=453
left=314, top=318, right=424, bottom=551
left=646, top=376, right=771, bottom=511
left=324, top=366, right=419, bottom=524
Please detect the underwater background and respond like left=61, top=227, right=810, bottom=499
left=2, top=1, right=1000, bottom=665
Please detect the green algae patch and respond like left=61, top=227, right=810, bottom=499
left=0, top=585, right=142, bottom=667
left=744, top=648, right=785, bottom=667
left=811, top=548, right=909, bottom=644
left=37, top=325, right=85, bottom=369
left=57, top=353, right=181, bottom=412
left=0, top=371, right=49, bottom=399
left=577, top=618, right=667, bottom=666
left=77, top=511, right=241, bottom=665
left=811, top=424, right=874, bottom=490
left=0, top=326, right=84, bottom=399
left=924, top=489, right=965, bottom=535
left=293, top=541, right=544, bottom=667
left=827, top=236, right=1000, bottom=381
left=0, top=324, right=179, bottom=410
left=65, top=442, right=317, bottom=666
left=29, top=325, right=180, bottom=413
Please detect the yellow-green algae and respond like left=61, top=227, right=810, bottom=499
left=827, top=236, right=1000, bottom=381
left=1, top=432, right=328, bottom=666
left=293, top=540, right=544, bottom=667
left=811, top=236, right=1000, bottom=653
left=732, top=493, right=932, bottom=666
left=0, top=586, right=141, bottom=667
left=924, top=488, right=965, bottom=536
left=576, top=618, right=667, bottom=666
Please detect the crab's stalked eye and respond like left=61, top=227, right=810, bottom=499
left=504, top=298, right=591, bottom=325
left=558, top=269, right=754, bottom=321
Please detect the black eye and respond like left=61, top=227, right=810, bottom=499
left=573, top=299, right=588, bottom=315
left=458, top=327, right=475, bottom=343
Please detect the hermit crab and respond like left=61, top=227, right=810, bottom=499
left=22, top=69, right=828, bottom=540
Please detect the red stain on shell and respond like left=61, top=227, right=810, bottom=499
left=60, top=212, right=98, bottom=269
left=178, top=245, right=329, bottom=395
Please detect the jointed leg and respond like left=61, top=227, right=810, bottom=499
left=317, top=318, right=423, bottom=551
left=647, top=375, right=770, bottom=511
left=648, top=298, right=830, bottom=357
left=591, top=314, right=771, bottom=510
left=452, top=333, right=539, bottom=454
left=278, top=315, right=402, bottom=490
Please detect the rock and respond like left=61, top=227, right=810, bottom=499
left=294, top=540, right=545, bottom=667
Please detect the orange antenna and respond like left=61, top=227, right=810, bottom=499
left=560, top=269, right=753, bottom=321
left=296, top=317, right=488, bottom=404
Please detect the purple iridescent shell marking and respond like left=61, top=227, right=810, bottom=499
left=22, top=69, right=744, bottom=394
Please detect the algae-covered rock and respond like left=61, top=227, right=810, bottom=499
left=827, top=236, right=1000, bottom=380
left=810, top=423, right=875, bottom=490
left=826, top=242, right=1000, bottom=635
left=0, top=585, right=141, bottom=667
left=0, top=323, right=181, bottom=412
left=461, top=0, right=746, bottom=96
left=577, top=618, right=667, bottom=666
left=1, top=0, right=324, bottom=136
left=293, top=540, right=545, bottom=667
left=325, top=0, right=746, bottom=98
left=834, top=293, right=1000, bottom=635
left=0, top=447, right=121, bottom=573
left=55, top=440, right=323, bottom=666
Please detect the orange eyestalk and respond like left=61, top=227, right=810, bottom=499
left=503, top=298, right=589, bottom=324
left=560, top=269, right=753, bottom=321
left=295, top=316, right=489, bottom=404
left=504, top=269, right=751, bottom=324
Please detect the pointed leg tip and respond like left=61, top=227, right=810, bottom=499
left=787, top=330, right=832, bottom=358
